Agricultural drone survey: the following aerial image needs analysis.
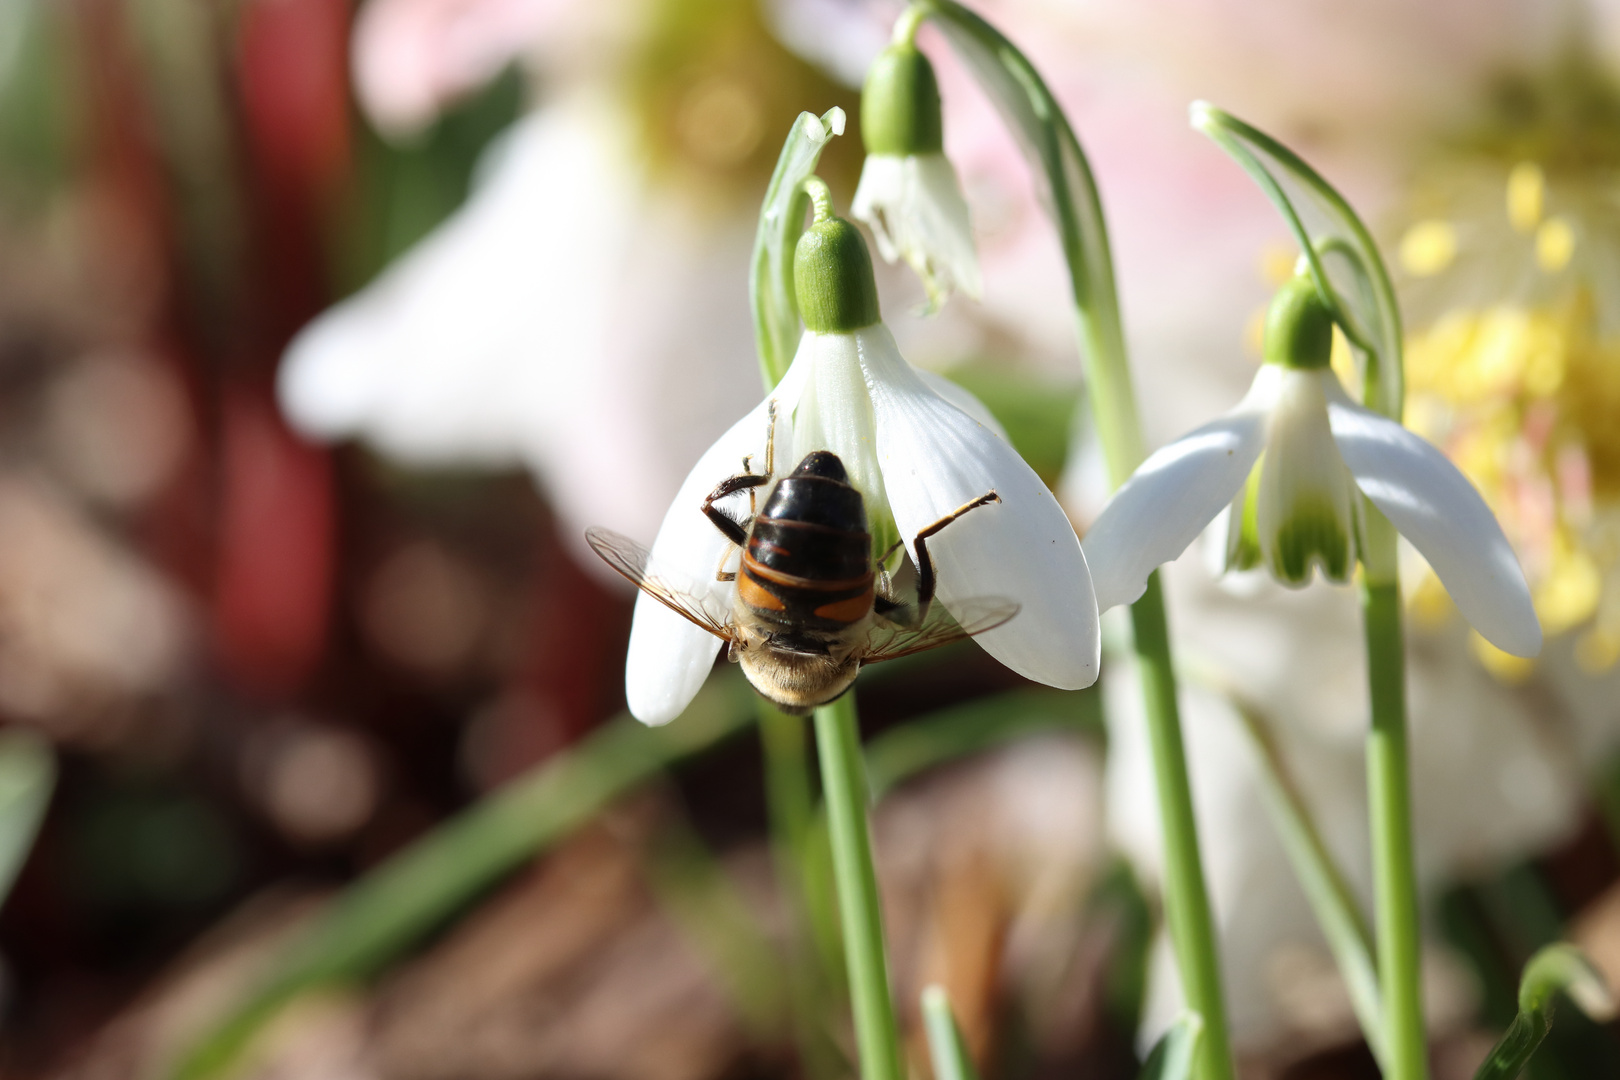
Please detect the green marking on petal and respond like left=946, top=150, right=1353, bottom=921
left=1226, top=455, right=1265, bottom=573
left=1268, top=495, right=1352, bottom=585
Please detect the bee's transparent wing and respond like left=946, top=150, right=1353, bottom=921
left=861, top=597, right=1019, bottom=665
left=585, top=526, right=735, bottom=641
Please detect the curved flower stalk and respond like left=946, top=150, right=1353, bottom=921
left=622, top=181, right=1097, bottom=726
left=1084, top=272, right=1543, bottom=659
left=1165, top=105, right=1546, bottom=1080
left=894, top=5, right=1234, bottom=1077
left=851, top=11, right=980, bottom=312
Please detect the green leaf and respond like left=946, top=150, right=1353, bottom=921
left=1139, top=1011, right=1203, bottom=1080
left=920, top=0, right=1143, bottom=482
left=1223, top=690, right=1385, bottom=1067
left=0, top=729, right=55, bottom=907
left=1189, top=102, right=1404, bottom=422
left=751, top=107, right=845, bottom=386
left=1474, top=943, right=1616, bottom=1080
left=169, top=676, right=757, bottom=1080
left=920, top=985, right=980, bottom=1080
left=647, top=808, right=789, bottom=1037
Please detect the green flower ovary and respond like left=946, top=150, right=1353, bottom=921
left=1264, top=273, right=1335, bottom=371
left=861, top=44, right=944, bottom=157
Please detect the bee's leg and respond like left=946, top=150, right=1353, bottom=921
left=715, top=545, right=738, bottom=583
left=744, top=400, right=778, bottom=517
left=702, top=474, right=768, bottom=545
left=872, top=538, right=905, bottom=617
left=704, top=400, right=779, bottom=543
left=910, top=490, right=1001, bottom=625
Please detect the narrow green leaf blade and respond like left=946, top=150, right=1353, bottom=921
left=1189, top=101, right=1404, bottom=421
left=648, top=811, right=789, bottom=1037
left=1139, top=1011, right=1203, bottom=1080
left=921, top=985, right=980, bottom=1080
left=750, top=107, right=845, bottom=386
left=1225, top=691, right=1385, bottom=1067
left=1474, top=943, right=1616, bottom=1080
left=0, top=729, right=55, bottom=906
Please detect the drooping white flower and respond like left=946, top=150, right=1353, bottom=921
left=1082, top=273, right=1542, bottom=658
left=277, top=91, right=761, bottom=559
left=621, top=210, right=1097, bottom=725
left=851, top=41, right=981, bottom=311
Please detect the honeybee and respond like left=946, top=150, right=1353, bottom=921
left=587, top=407, right=1016, bottom=714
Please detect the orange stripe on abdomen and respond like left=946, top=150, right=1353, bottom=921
left=813, top=589, right=874, bottom=624
left=737, top=572, right=787, bottom=612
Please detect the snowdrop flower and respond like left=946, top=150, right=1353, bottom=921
left=278, top=91, right=762, bottom=559
left=618, top=193, right=1097, bottom=724
left=852, top=38, right=981, bottom=312
left=1083, top=272, right=1542, bottom=658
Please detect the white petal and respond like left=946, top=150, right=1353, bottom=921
left=916, top=370, right=1009, bottom=440
left=1255, top=369, right=1358, bottom=586
left=854, top=326, right=1098, bottom=689
left=625, top=355, right=812, bottom=725
left=790, top=332, right=888, bottom=513
left=1082, top=367, right=1281, bottom=612
left=1326, top=388, right=1542, bottom=657
left=278, top=101, right=629, bottom=466
left=851, top=154, right=906, bottom=262
left=852, top=152, right=981, bottom=307
left=909, top=153, right=982, bottom=299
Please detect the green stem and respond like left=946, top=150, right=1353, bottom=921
left=814, top=695, right=904, bottom=1080
left=759, top=704, right=844, bottom=1080
left=1364, top=574, right=1428, bottom=1080
left=804, top=175, right=835, bottom=223
left=1131, top=573, right=1234, bottom=1080
left=892, top=3, right=928, bottom=47
left=913, top=6, right=1233, bottom=1075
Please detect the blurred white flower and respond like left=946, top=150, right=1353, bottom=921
left=351, top=0, right=621, bottom=139
left=853, top=41, right=980, bottom=310
left=278, top=89, right=760, bottom=556
left=1104, top=585, right=1578, bottom=1054
left=855, top=152, right=980, bottom=310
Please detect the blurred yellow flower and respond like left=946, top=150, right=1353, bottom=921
left=1396, top=67, right=1620, bottom=668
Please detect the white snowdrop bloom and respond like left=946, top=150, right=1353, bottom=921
left=851, top=42, right=981, bottom=311
left=277, top=90, right=760, bottom=559
left=606, top=207, right=1097, bottom=725
left=1083, top=273, right=1542, bottom=659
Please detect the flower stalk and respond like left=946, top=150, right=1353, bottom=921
left=815, top=694, right=904, bottom=1080
left=1364, top=570, right=1427, bottom=1080
left=1192, top=109, right=1433, bottom=1079
left=901, top=4, right=1234, bottom=1076
left=1183, top=105, right=1539, bottom=1080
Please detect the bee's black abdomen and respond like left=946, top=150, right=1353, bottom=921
left=761, top=454, right=866, bottom=535
left=792, top=450, right=848, bottom=482
left=738, top=452, right=875, bottom=629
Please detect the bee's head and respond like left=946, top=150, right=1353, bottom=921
left=735, top=631, right=859, bottom=714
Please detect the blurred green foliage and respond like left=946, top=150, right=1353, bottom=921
left=942, top=364, right=1081, bottom=487
left=0, top=0, right=82, bottom=212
